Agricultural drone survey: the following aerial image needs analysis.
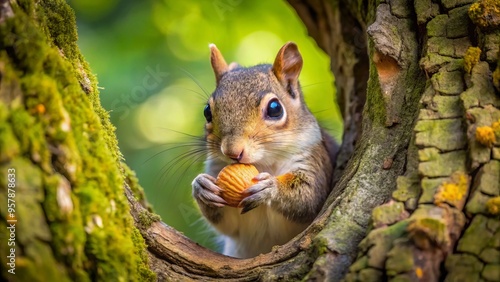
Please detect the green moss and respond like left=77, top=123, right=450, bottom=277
left=138, top=210, right=162, bottom=228
left=311, top=236, right=329, bottom=256
left=392, top=175, right=420, bottom=202
left=442, top=0, right=475, bottom=10
left=131, top=228, right=157, bottom=281
left=17, top=240, right=70, bottom=282
left=445, top=271, right=481, bottom=282
left=431, top=37, right=467, bottom=58
left=480, top=248, right=500, bottom=264
left=447, top=6, right=470, bottom=38
left=457, top=215, right=492, bottom=255
left=427, top=14, right=448, bottom=37
left=37, top=1, right=79, bottom=61
left=358, top=268, right=383, bottom=282
left=0, top=103, right=20, bottom=162
left=420, top=53, right=463, bottom=74
left=362, top=221, right=408, bottom=269
left=366, top=51, right=387, bottom=126
left=464, top=47, right=481, bottom=74
left=386, top=244, right=414, bottom=276
left=461, top=62, right=500, bottom=109
left=407, top=218, right=448, bottom=250
left=372, top=201, right=407, bottom=227
left=0, top=161, right=70, bottom=282
left=316, top=215, right=366, bottom=256
left=418, top=150, right=467, bottom=177
left=418, top=148, right=440, bottom=162
left=0, top=1, right=152, bottom=281
left=22, top=74, right=71, bottom=143
left=9, top=108, right=52, bottom=172
left=122, top=163, right=153, bottom=210
left=482, top=264, right=500, bottom=281
left=486, top=217, right=499, bottom=233
left=419, top=177, right=447, bottom=204
left=42, top=173, right=87, bottom=280
left=349, top=256, right=368, bottom=272
left=414, top=0, right=439, bottom=24
left=430, top=70, right=464, bottom=95
left=415, top=119, right=466, bottom=151
left=343, top=272, right=358, bottom=282
left=446, top=253, right=484, bottom=275
left=0, top=18, right=47, bottom=74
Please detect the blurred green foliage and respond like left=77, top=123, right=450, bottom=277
left=70, top=0, right=342, bottom=251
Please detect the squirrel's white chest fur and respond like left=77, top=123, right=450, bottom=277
left=218, top=204, right=308, bottom=258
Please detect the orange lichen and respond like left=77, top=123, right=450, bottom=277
left=35, top=104, right=46, bottom=114
left=475, top=126, right=495, bottom=147
left=469, top=0, right=500, bottom=29
left=435, top=183, right=462, bottom=204
left=486, top=196, right=500, bottom=215
left=434, top=172, right=469, bottom=207
left=464, top=47, right=481, bottom=74
left=415, top=267, right=424, bottom=279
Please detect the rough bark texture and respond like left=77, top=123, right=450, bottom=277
left=1, top=0, right=499, bottom=281
left=337, top=0, right=500, bottom=281
left=0, top=1, right=154, bottom=281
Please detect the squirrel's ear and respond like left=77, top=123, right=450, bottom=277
left=272, top=42, right=303, bottom=97
left=209, top=44, right=228, bottom=85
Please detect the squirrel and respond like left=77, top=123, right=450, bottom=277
left=192, top=42, right=338, bottom=258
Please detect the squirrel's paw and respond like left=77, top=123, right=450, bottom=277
left=239, top=172, right=278, bottom=214
left=192, top=174, right=227, bottom=208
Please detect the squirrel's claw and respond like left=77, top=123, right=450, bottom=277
left=239, top=200, right=259, bottom=214
left=239, top=173, right=277, bottom=214
left=192, top=174, right=227, bottom=208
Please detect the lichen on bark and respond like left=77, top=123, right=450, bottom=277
left=345, top=1, right=500, bottom=281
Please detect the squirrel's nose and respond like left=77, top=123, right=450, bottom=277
left=221, top=145, right=244, bottom=162
left=226, top=149, right=244, bottom=162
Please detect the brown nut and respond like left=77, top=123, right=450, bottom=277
left=216, top=164, right=259, bottom=207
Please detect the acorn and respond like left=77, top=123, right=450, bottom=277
left=216, top=164, right=259, bottom=207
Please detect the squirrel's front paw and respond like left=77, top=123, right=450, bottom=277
left=192, top=174, right=227, bottom=208
left=239, top=172, right=278, bottom=214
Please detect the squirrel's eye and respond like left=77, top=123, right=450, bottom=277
left=266, top=99, right=283, bottom=119
left=204, top=104, right=212, bottom=122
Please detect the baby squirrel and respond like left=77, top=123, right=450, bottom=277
left=192, top=42, right=338, bottom=258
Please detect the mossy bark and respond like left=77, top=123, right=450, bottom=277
left=1, top=0, right=499, bottom=281
left=335, top=1, right=500, bottom=281
left=0, top=1, right=154, bottom=281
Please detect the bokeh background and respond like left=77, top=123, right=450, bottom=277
left=68, top=0, right=342, bottom=251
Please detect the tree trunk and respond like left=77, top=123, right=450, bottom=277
left=1, top=0, right=499, bottom=281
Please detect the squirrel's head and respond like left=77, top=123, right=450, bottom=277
left=204, top=42, right=320, bottom=165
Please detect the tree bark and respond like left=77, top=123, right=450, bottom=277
left=1, top=0, right=499, bottom=281
left=0, top=1, right=154, bottom=281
